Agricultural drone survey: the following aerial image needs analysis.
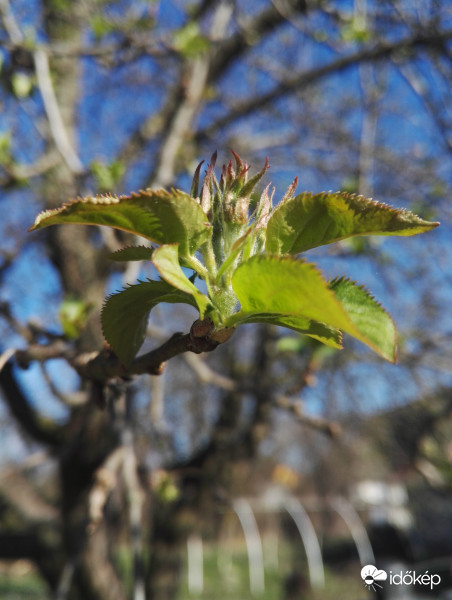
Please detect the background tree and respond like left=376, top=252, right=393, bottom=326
left=0, top=1, right=451, bottom=599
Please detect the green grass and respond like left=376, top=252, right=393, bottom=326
left=177, top=542, right=370, bottom=600
left=0, top=544, right=371, bottom=600
left=0, top=571, right=47, bottom=600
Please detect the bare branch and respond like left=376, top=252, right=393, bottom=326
left=150, top=58, right=210, bottom=188
left=88, top=447, right=124, bottom=532
left=274, top=395, right=342, bottom=438
left=1, top=37, right=167, bottom=60
left=0, top=0, right=22, bottom=44
left=14, top=340, right=75, bottom=368
left=0, top=465, right=58, bottom=522
left=395, top=60, right=452, bottom=152
left=0, top=362, right=63, bottom=447
left=33, top=48, right=85, bottom=175
left=149, top=1, right=233, bottom=189
left=184, top=353, right=341, bottom=437
left=183, top=353, right=235, bottom=391
left=197, top=26, right=452, bottom=141
left=9, top=150, right=61, bottom=180
left=0, top=0, right=85, bottom=175
left=73, top=327, right=221, bottom=381
left=207, top=0, right=307, bottom=82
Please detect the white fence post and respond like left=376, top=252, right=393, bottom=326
left=284, top=497, right=325, bottom=590
left=330, top=496, right=375, bottom=566
left=187, top=533, right=204, bottom=595
left=233, top=498, right=265, bottom=596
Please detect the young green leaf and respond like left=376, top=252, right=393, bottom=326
left=29, top=189, right=212, bottom=257
left=109, top=246, right=154, bottom=262
left=102, top=280, right=199, bottom=366
left=59, top=297, right=92, bottom=339
left=173, top=22, right=210, bottom=57
left=215, top=227, right=252, bottom=283
left=152, top=244, right=211, bottom=318
left=329, top=277, right=397, bottom=362
left=230, top=255, right=353, bottom=327
left=266, top=191, right=439, bottom=254
left=229, top=255, right=396, bottom=361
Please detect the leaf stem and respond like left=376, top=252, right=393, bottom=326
left=200, top=238, right=217, bottom=277
left=183, top=254, right=209, bottom=279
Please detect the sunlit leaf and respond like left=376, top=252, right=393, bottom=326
left=173, top=22, right=210, bottom=57
left=329, top=277, right=397, bottom=362
left=0, top=132, right=12, bottom=165
left=59, top=297, right=92, bottom=339
left=91, top=160, right=125, bottom=192
left=230, top=255, right=351, bottom=326
left=266, top=191, right=439, bottom=254
left=228, top=255, right=397, bottom=361
left=12, top=72, right=33, bottom=98
left=152, top=244, right=211, bottom=318
left=102, top=280, right=199, bottom=366
left=29, top=189, right=212, bottom=256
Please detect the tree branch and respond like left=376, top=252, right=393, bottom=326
left=196, top=27, right=452, bottom=141
left=72, top=326, right=221, bottom=381
left=1, top=37, right=166, bottom=60
left=0, top=0, right=85, bottom=175
left=184, top=352, right=341, bottom=437
left=207, top=0, right=307, bottom=82
left=148, top=1, right=234, bottom=189
left=4, top=325, right=341, bottom=438
left=0, top=362, right=63, bottom=447
left=149, top=57, right=210, bottom=189
left=0, top=0, right=22, bottom=44
left=0, top=150, right=61, bottom=186
left=33, top=48, right=85, bottom=175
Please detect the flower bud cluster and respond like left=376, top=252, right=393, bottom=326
left=191, top=150, right=270, bottom=227
left=189, top=151, right=297, bottom=294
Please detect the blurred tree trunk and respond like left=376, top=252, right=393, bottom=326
left=146, top=327, right=275, bottom=599
left=37, top=4, right=126, bottom=599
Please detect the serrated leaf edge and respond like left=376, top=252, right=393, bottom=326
left=108, top=245, right=154, bottom=261
left=272, top=190, right=439, bottom=226
left=232, top=255, right=397, bottom=362
left=29, top=188, right=212, bottom=231
left=267, top=191, right=439, bottom=253
left=329, top=275, right=398, bottom=362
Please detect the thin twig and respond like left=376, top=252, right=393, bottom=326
left=183, top=353, right=235, bottom=391
left=1, top=37, right=166, bottom=59
left=196, top=27, right=452, bottom=142
left=14, top=340, right=75, bottom=369
left=274, top=395, right=342, bottom=438
left=184, top=353, right=341, bottom=437
left=149, top=2, right=232, bottom=188
left=0, top=348, right=16, bottom=372
left=0, top=0, right=85, bottom=175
